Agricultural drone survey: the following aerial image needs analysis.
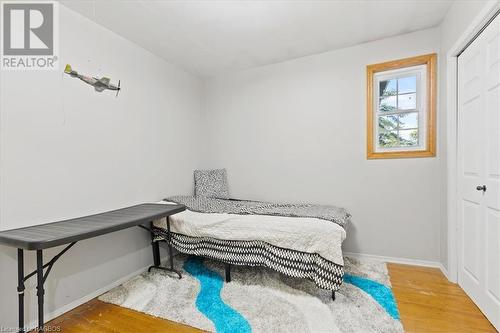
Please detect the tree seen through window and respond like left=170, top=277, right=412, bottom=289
left=378, top=76, right=418, bottom=148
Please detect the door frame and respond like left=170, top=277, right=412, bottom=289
left=446, top=1, right=500, bottom=283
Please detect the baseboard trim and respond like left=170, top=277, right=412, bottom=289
left=344, top=252, right=449, bottom=277
left=24, top=256, right=168, bottom=332
left=437, top=263, right=450, bottom=281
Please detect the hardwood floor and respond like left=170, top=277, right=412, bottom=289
left=47, top=298, right=205, bottom=333
left=45, top=264, right=496, bottom=333
left=388, top=263, right=496, bottom=333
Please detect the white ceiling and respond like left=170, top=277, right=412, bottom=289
left=60, top=0, right=453, bottom=77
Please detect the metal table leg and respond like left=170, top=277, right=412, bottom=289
left=15, top=243, right=76, bottom=332
left=145, top=220, right=182, bottom=279
left=17, top=249, right=25, bottom=333
left=36, top=250, right=44, bottom=330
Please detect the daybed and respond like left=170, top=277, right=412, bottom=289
left=152, top=195, right=350, bottom=298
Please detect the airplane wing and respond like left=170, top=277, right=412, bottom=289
left=94, top=86, right=107, bottom=92
left=98, top=77, right=110, bottom=85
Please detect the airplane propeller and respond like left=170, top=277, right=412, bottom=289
left=116, top=80, right=121, bottom=97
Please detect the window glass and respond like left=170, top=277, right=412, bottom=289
left=379, top=131, right=400, bottom=147
left=376, top=73, right=419, bottom=149
left=397, top=76, right=416, bottom=94
left=379, top=79, right=397, bottom=96
left=398, top=93, right=416, bottom=110
left=398, top=129, right=419, bottom=146
left=378, top=115, right=398, bottom=130
left=398, top=112, right=418, bottom=129
left=379, top=96, right=397, bottom=112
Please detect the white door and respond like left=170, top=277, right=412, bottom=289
left=458, top=13, right=500, bottom=331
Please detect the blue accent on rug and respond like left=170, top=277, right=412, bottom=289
left=184, top=257, right=252, bottom=333
left=343, top=273, right=400, bottom=320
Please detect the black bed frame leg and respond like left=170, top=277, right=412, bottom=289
left=332, top=291, right=336, bottom=301
left=17, top=249, right=25, bottom=333
left=167, top=218, right=175, bottom=272
left=225, top=263, right=231, bottom=283
left=151, top=232, right=161, bottom=267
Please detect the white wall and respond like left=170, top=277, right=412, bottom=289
left=0, top=5, right=204, bottom=329
left=438, top=0, right=497, bottom=273
left=203, top=28, right=442, bottom=262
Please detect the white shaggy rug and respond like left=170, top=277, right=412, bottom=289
left=99, top=255, right=403, bottom=333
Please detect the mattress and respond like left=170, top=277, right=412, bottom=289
left=153, top=201, right=347, bottom=291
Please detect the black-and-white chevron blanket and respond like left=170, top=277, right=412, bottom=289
left=164, top=195, right=350, bottom=229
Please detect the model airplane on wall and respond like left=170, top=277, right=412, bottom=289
left=64, top=64, right=121, bottom=96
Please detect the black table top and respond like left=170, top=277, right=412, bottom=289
left=0, top=203, right=185, bottom=250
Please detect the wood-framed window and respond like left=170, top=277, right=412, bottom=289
left=366, top=53, right=437, bottom=159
